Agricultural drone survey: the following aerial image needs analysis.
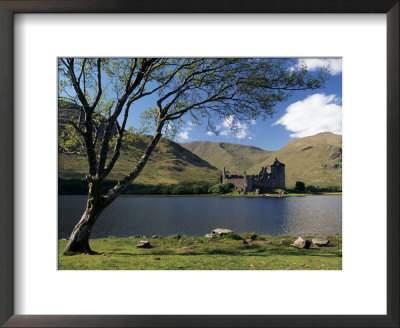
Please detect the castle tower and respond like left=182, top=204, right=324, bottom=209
left=271, top=158, right=285, bottom=189
left=220, top=167, right=227, bottom=183
left=243, top=170, right=247, bottom=193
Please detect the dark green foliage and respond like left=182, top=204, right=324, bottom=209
left=58, top=178, right=214, bottom=195
left=208, top=182, right=234, bottom=194
left=295, top=181, right=306, bottom=193
left=306, top=185, right=318, bottom=192
left=222, top=182, right=234, bottom=193
left=208, top=183, right=224, bottom=194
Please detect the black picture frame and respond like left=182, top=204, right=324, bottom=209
left=0, top=1, right=398, bottom=327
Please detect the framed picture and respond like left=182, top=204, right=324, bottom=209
left=0, top=1, right=398, bottom=327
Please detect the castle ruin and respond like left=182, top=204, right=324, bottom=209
left=220, top=158, right=285, bottom=193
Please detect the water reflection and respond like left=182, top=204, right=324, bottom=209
left=58, top=195, right=342, bottom=238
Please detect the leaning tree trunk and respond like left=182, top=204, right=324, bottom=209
left=62, top=181, right=105, bottom=255
left=62, top=128, right=164, bottom=255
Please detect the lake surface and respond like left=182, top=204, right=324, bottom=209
left=58, top=195, right=342, bottom=238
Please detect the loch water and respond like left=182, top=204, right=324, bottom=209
left=58, top=195, right=342, bottom=238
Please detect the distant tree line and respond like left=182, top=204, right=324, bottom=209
left=290, top=181, right=341, bottom=193
left=59, top=178, right=217, bottom=195
left=59, top=179, right=340, bottom=195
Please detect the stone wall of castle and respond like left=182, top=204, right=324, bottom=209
left=221, top=158, right=285, bottom=192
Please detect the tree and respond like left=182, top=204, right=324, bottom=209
left=58, top=58, right=328, bottom=254
left=295, top=181, right=306, bottom=193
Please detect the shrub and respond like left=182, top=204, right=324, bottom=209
left=306, top=185, right=318, bottom=192
left=208, top=183, right=224, bottom=194
left=222, top=182, right=234, bottom=193
left=295, top=181, right=306, bottom=193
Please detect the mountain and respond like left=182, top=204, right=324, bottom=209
left=182, top=141, right=271, bottom=174
left=58, top=106, right=219, bottom=185
left=59, top=137, right=220, bottom=185
left=182, top=132, right=342, bottom=188
left=248, top=133, right=342, bottom=188
left=59, top=105, right=341, bottom=188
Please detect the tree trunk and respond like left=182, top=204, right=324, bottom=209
left=62, top=181, right=105, bottom=255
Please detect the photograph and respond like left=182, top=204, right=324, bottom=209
left=58, top=57, right=342, bottom=270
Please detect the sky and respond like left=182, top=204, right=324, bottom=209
left=125, top=58, right=342, bottom=151
left=62, top=58, right=342, bottom=151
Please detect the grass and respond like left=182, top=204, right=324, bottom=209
left=59, top=129, right=220, bottom=186
left=58, top=234, right=342, bottom=270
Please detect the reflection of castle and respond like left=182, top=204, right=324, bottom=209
left=220, top=158, right=285, bottom=193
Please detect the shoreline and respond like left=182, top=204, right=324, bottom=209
left=60, top=192, right=342, bottom=198
left=59, top=233, right=343, bottom=241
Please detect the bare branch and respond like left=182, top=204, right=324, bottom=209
left=104, top=120, right=165, bottom=204
left=90, top=58, right=102, bottom=111
left=77, top=58, right=87, bottom=85
left=96, top=59, right=158, bottom=177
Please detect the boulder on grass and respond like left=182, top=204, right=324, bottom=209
left=211, top=228, right=233, bottom=237
left=136, top=240, right=151, bottom=248
left=291, top=237, right=311, bottom=249
left=204, top=234, right=213, bottom=238
left=312, top=238, right=329, bottom=247
left=152, top=235, right=159, bottom=239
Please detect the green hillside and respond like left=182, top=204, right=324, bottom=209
left=182, top=141, right=271, bottom=174
left=58, top=106, right=219, bottom=185
left=59, top=137, right=219, bottom=185
left=59, top=105, right=341, bottom=189
left=182, top=133, right=342, bottom=189
left=249, top=133, right=342, bottom=188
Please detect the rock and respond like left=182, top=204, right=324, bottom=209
left=136, top=240, right=151, bottom=248
left=204, top=234, right=213, bottom=238
left=152, top=235, right=159, bottom=239
left=211, top=228, right=233, bottom=237
left=242, top=239, right=248, bottom=244
left=280, top=239, right=290, bottom=244
left=312, top=238, right=330, bottom=246
left=291, top=237, right=311, bottom=249
left=129, top=235, right=141, bottom=238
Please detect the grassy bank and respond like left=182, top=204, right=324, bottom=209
left=58, top=234, right=342, bottom=270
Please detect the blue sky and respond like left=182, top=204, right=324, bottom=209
left=125, top=58, right=342, bottom=151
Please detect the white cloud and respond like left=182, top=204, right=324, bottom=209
left=216, top=115, right=248, bottom=139
left=291, top=58, right=342, bottom=75
left=273, top=93, right=342, bottom=138
left=250, top=119, right=256, bottom=125
left=206, top=131, right=214, bottom=136
left=177, top=124, right=192, bottom=141
left=177, top=130, right=190, bottom=141
left=220, top=129, right=230, bottom=136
